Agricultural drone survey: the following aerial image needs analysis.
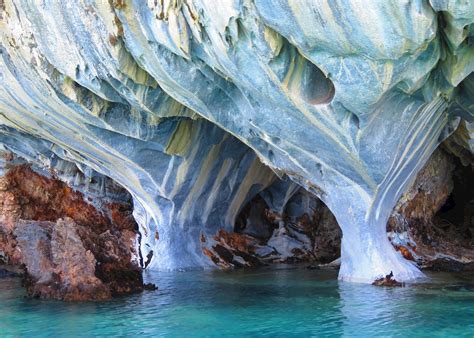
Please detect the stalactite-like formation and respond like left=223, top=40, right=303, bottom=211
left=0, top=1, right=473, bottom=285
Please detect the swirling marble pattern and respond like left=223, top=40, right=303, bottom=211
left=0, top=0, right=472, bottom=282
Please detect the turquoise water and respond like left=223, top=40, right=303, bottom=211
left=1, top=266, right=473, bottom=336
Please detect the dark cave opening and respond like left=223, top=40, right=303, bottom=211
left=385, top=145, right=474, bottom=272
left=234, top=194, right=277, bottom=241
left=233, top=187, right=342, bottom=265
left=434, top=155, right=473, bottom=246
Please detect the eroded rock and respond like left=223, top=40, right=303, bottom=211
left=225, top=145, right=473, bottom=274
left=388, top=148, right=474, bottom=272
left=16, top=218, right=111, bottom=301
left=224, top=185, right=341, bottom=266
left=202, top=229, right=265, bottom=269
left=0, top=1, right=473, bottom=283
left=0, top=155, right=146, bottom=300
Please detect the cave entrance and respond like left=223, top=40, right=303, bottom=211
left=234, top=187, right=342, bottom=265
left=434, top=154, right=473, bottom=247
left=234, top=194, right=277, bottom=241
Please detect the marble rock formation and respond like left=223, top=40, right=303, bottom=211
left=0, top=1, right=473, bottom=284
left=222, top=144, right=473, bottom=273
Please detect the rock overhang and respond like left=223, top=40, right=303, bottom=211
left=0, top=0, right=473, bottom=282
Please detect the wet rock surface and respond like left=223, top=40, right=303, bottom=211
left=0, top=156, right=147, bottom=301
left=372, top=272, right=404, bottom=287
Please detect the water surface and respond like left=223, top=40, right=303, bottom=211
left=1, top=266, right=473, bottom=336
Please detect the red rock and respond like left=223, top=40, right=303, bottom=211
left=395, top=245, right=415, bottom=261
left=372, top=272, right=404, bottom=287
left=0, top=161, right=146, bottom=301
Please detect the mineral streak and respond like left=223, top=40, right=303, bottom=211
left=0, top=1, right=473, bottom=284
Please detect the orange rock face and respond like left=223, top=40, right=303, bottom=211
left=394, top=245, right=415, bottom=261
left=201, top=229, right=264, bottom=269
left=0, top=160, right=147, bottom=301
left=1, top=165, right=112, bottom=230
left=16, top=218, right=112, bottom=301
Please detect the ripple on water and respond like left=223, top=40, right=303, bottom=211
left=0, top=268, right=473, bottom=336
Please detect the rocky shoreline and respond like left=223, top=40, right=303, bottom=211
left=0, top=157, right=153, bottom=301
left=1, top=137, right=472, bottom=300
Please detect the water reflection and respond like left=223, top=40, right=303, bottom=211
left=338, top=281, right=411, bottom=335
left=0, top=268, right=473, bottom=336
left=338, top=271, right=474, bottom=336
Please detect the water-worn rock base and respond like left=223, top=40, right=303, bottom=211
left=0, top=141, right=472, bottom=298
left=388, top=147, right=474, bottom=272
left=16, top=218, right=112, bottom=301
left=0, top=156, right=147, bottom=301
left=210, top=147, right=473, bottom=275
left=206, top=189, right=341, bottom=268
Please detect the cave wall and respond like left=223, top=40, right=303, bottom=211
left=229, top=145, right=473, bottom=271
left=0, top=1, right=473, bottom=282
left=0, top=118, right=276, bottom=270
left=0, top=152, right=143, bottom=300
